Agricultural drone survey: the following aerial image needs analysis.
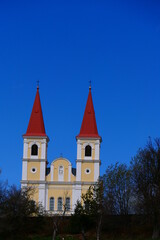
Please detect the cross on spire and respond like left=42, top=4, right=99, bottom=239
left=77, top=85, right=101, bottom=139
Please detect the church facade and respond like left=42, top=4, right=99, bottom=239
left=21, top=86, right=102, bottom=214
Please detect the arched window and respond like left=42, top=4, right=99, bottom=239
left=31, top=144, right=38, bottom=156
left=49, top=197, right=54, bottom=211
left=65, top=197, right=70, bottom=211
left=58, top=197, right=62, bottom=211
left=85, top=145, right=92, bottom=157
left=59, top=166, right=63, bottom=175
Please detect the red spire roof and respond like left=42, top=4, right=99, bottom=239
left=24, top=86, right=47, bottom=137
left=77, top=86, right=101, bottom=139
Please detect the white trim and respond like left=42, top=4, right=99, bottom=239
left=84, top=156, right=92, bottom=160
left=39, top=184, right=46, bottom=208
left=58, top=165, right=64, bottom=181
left=30, top=155, right=38, bottom=159
left=41, top=142, right=45, bottom=159
left=21, top=180, right=96, bottom=185
left=40, top=161, right=46, bottom=181
left=29, top=142, right=40, bottom=148
left=45, top=187, right=48, bottom=210
left=72, top=185, right=81, bottom=211
left=22, top=161, right=27, bottom=180
left=68, top=165, right=71, bottom=181
left=77, top=140, right=82, bottom=159
left=51, top=165, right=54, bottom=181
left=95, top=140, right=100, bottom=160
left=76, top=162, right=81, bottom=181
left=51, top=157, right=71, bottom=165
left=23, top=141, right=28, bottom=158
left=94, top=162, right=100, bottom=181
left=83, top=142, right=94, bottom=148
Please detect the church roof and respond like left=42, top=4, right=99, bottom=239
left=24, top=86, right=47, bottom=137
left=77, top=86, right=101, bottom=139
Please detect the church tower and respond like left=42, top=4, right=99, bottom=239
left=76, top=85, right=102, bottom=195
left=21, top=84, right=101, bottom=213
left=21, top=86, right=49, bottom=207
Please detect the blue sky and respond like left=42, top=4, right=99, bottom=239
left=0, top=0, right=160, bottom=186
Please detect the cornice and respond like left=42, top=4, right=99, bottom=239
left=76, top=159, right=101, bottom=163
left=21, top=180, right=97, bottom=185
left=22, top=158, right=47, bottom=162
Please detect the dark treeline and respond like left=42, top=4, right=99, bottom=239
left=1, top=137, right=160, bottom=240
left=73, top=137, right=160, bottom=240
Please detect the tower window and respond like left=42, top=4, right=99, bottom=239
left=49, top=197, right=54, bottom=211
left=58, top=197, right=62, bottom=211
left=85, top=145, right=92, bottom=157
left=31, top=144, right=38, bottom=156
left=65, top=197, right=70, bottom=211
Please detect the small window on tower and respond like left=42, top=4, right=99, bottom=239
left=85, top=145, right=92, bottom=157
left=31, top=144, right=38, bottom=156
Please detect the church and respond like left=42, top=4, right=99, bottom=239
left=21, top=85, right=102, bottom=214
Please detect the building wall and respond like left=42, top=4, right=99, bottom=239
left=22, top=138, right=101, bottom=213
left=27, top=162, right=41, bottom=180
left=47, top=185, right=73, bottom=211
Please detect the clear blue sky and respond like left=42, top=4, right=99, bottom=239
left=0, top=0, right=160, bottom=186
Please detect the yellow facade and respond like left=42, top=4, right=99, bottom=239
left=21, top=136, right=100, bottom=214
left=81, top=162, right=94, bottom=182
left=47, top=186, right=73, bottom=211
left=27, top=162, right=41, bottom=181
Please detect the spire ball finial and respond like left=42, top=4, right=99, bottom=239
left=37, top=80, right=39, bottom=90
left=89, top=80, right=91, bottom=90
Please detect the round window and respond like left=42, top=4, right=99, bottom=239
left=85, top=168, right=91, bottom=174
left=31, top=167, right=37, bottom=173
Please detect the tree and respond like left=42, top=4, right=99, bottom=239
left=0, top=184, right=41, bottom=239
left=49, top=192, right=70, bottom=240
left=72, top=199, right=90, bottom=240
left=73, top=180, right=104, bottom=240
left=131, top=138, right=160, bottom=239
left=103, top=163, right=132, bottom=215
